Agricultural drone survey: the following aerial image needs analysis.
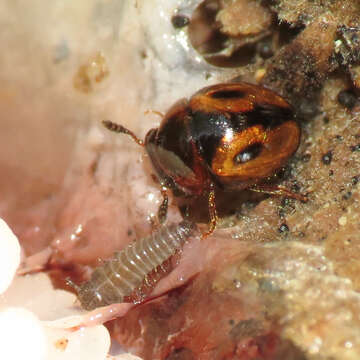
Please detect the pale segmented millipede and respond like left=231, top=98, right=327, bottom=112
left=72, top=220, right=197, bottom=310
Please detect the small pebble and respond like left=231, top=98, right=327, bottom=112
left=322, top=151, right=333, bottom=165
left=257, top=42, right=273, bottom=59
left=171, top=14, right=189, bottom=28
left=278, top=223, right=289, bottom=233
left=342, top=191, right=352, bottom=200
left=337, top=89, right=357, bottom=109
left=350, top=144, right=360, bottom=152
left=338, top=216, right=347, bottom=226
left=302, top=153, right=311, bottom=162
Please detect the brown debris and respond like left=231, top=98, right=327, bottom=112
left=217, top=0, right=272, bottom=37
left=188, top=0, right=272, bottom=67
left=261, top=15, right=337, bottom=107
left=270, top=0, right=360, bottom=27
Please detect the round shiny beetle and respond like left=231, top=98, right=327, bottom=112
left=103, top=82, right=306, bottom=238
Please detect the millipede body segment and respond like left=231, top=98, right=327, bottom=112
left=75, top=221, right=197, bottom=310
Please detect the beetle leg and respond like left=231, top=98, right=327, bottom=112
left=102, top=120, right=144, bottom=146
left=201, top=183, right=218, bottom=239
left=249, top=184, right=308, bottom=203
left=157, top=186, right=169, bottom=224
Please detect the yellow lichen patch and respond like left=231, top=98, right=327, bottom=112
left=73, top=52, right=109, bottom=93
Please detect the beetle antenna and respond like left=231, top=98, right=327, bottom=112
left=102, top=120, right=144, bottom=146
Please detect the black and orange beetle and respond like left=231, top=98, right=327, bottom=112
left=103, top=82, right=306, bottom=238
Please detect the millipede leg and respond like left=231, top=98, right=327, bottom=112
left=66, top=278, right=81, bottom=292
left=201, top=183, right=218, bottom=239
